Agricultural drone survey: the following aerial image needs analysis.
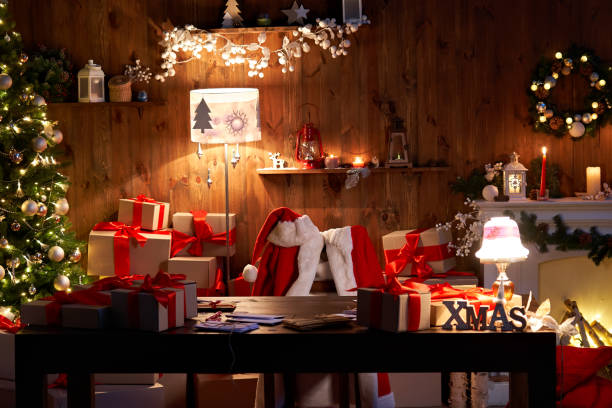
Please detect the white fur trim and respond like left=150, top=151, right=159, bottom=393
left=322, top=227, right=357, bottom=295
left=267, top=215, right=324, bottom=296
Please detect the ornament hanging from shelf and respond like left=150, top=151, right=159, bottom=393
left=222, top=0, right=244, bottom=28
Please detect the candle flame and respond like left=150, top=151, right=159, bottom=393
left=542, top=147, right=547, bottom=155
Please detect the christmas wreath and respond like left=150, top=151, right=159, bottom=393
left=23, top=45, right=75, bottom=103
left=529, top=45, right=612, bottom=138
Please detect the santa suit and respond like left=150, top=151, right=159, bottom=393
left=247, top=208, right=394, bottom=408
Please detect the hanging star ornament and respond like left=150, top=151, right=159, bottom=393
left=282, top=1, right=309, bottom=25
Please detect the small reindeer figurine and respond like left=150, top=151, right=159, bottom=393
left=268, top=152, right=286, bottom=169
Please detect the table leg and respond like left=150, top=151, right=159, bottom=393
left=67, top=372, right=94, bottom=408
left=282, top=372, right=296, bottom=407
left=263, top=373, right=275, bottom=408
left=186, top=372, right=197, bottom=408
left=15, top=366, right=46, bottom=407
left=528, top=368, right=556, bottom=407
left=339, top=373, right=350, bottom=408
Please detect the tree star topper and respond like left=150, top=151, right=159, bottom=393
left=282, top=1, right=309, bottom=25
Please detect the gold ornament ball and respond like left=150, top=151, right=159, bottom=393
left=0, top=73, right=12, bottom=90
left=68, top=248, right=82, bottom=263
left=0, top=265, right=4, bottom=280
left=6, top=257, right=20, bottom=269
left=21, top=199, right=38, bottom=216
left=32, top=94, right=46, bottom=106
left=53, top=274, right=70, bottom=291
left=43, top=123, right=54, bottom=137
left=48, top=246, right=65, bottom=262
left=54, top=198, right=69, bottom=215
left=37, top=203, right=48, bottom=217
left=52, top=129, right=63, bottom=144
left=10, top=221, right=20, bottom=232
left=0, top=237, right=8, bottom=248
left=32, top=136, right=48, bottom=153
left=8, top=148, right=23, bottom=164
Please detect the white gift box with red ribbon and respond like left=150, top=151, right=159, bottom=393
left=118, top=195, right=169, bottom=231
left=383, top=228, right=456, bottom=276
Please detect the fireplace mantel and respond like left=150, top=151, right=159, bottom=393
left=477, top=198, right=612, bottom=298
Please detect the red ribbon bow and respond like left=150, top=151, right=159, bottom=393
left=0, top=315, right=24, bottom=333
left=89, top=274, right=145, bottom=291
left=127, top=275, right=177, bottom=329
left=41, top=287, right=113, bottom=326
left=130, top=194, right=166, bottom=230
left=93, top=222, right=148, bottom=276
left=170, top=210, right=236, bottom=257
left=385, top=229, right=434, bottom=279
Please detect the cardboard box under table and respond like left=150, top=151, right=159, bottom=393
left=117, top=196, right=169, bottom=231
left=172, top=212, right=236, bottom=257
left=357, top=288, right=431, bottom=332
left=382, top=228, right=455, bottom=276
left=87, top=228, right=171, bottom=277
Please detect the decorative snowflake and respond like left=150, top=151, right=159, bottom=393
left=225, top=110, right=248, bottom=136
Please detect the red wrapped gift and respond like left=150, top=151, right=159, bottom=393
left=171, top=211, right=236, bottom=257
left=118, top=195, right=169, bottom=231
left=383, top=228, right=456, bottom=278
left=357, top=276, right=431, bottom=332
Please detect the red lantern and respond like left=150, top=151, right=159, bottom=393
left=295, top=122, right=323, bottom=169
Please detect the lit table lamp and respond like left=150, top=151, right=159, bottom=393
left=475, top=216, right=528, bottom=303
left=190, top=88, right=261, bottom=284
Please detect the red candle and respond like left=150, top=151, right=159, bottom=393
left=539, top=147, right=547, bottom=197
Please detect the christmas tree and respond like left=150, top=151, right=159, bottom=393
left=0, top=3, right=86, bottom=310
left=222, top=0, right=243, bottom=27
left=192, top=98, right=213, bottom=133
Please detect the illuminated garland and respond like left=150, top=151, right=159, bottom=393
left=528, top=45, right=612, bottom=138
left=155, top=16, right=370, bottom=81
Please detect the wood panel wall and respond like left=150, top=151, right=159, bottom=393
left=10, top=0, right=612, bottom=276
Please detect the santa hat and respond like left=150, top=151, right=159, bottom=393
left=245, top=207, right=324, bottom=296
left=322, top=225, right=387, bottom=295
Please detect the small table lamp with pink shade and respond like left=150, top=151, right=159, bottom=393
left=476, top=216, right=529, bottom=303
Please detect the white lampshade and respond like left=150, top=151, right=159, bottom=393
left=475, top=216, right=529, bottom=264
left=190, top=88, right=261, bottom=144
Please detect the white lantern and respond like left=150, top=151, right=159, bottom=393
left=342, top=0, right=363, bottom=24
left=503, top=152, right=528, bottom=201
left=78, top=60, right=105, bottom=103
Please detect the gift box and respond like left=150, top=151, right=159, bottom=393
left=357, top=287, right=431, bottom=332
left=196, top=374, right=257, bottom=408
left=118, top=195, right=169, bottom=231
left=383, top=228, right=455, bottom=276
left=20, top=300, right=56, bottom=326
left=167, top=257, right=217, bottom=289
left=0, top=332, right=14, bottom=380
left=111, top=286, right=184, bottom=332
left=87, top=225, right=171, bottom=277
left=48, top=383, right=165, bottom=408
left=0, top=379, right=15, bottom=407
left=95, top=373, right=159, bottom=385
left=430, top=294, right=522, bottom=326
left=61, top=304, right=112, bottom=329
left=133, top=274, right=197, bottom=319
left=172, top=212, right=236, bottom=257
left=421, top=275, right=478, bottom=287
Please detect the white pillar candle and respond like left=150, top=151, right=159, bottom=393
left=586, top=167, right=601, bottom=196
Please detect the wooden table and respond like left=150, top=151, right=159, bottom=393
left=15, top=296, right=556, bottom=407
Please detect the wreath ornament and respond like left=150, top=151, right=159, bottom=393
left=529, top=45, right=612, bottom=138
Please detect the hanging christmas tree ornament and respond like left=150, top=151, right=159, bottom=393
left=32, top=94, right=46, bottom=106
left=48, top=245, right=65, bottom=262
left=6, top=257, right=20, bottom=269
left=19, top=53, right=28, bottom=63
left=0, top=265, right=4, bottom=280
left=0, top=73, right=12, bottom=90
left=582, top=113, right=592, bottom=124
left=53, top=274, right=70, bottom=291
left=0, top=237, right=8, bottom=248
left=43, top=123, right=54, bottom=137
left=10, top=221, right=20, bottom=232
left=40, top=194, right=47, bottom=202
left=15, top=182, right=24, bottom=198
left=68, top=248, right=82, bottom=263
left=51, top=129, right=63, bottom=144
left=28, top=284, right=36, bottom=296
left=30, top=252, right=42, bottom=264
left=32, top=135, right=48, bottom=152
left=569, top=122, right=586, bottom=138
left=54, top=198, right=69, bottom=215
left=536, top=102, right=546, bottom=113
left=37, top=203, right=47, bottom=217
left=21, top=199, right=39, bottom=216
left=8, top=148, right=23, bottom=164
left=53, top=214, right=61, bottom=223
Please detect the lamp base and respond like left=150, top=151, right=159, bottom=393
left=492, top=264, right=514, bottom=302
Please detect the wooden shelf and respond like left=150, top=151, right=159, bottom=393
left=209, top=26, right=298, bottom=34
left=256, top=167, right=450, bottom=175
left=47, top=101, right=167, bottom=108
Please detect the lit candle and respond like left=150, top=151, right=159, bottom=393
left=539, top=147, right=547, bottom=197
left=586, top=167, right=601, bottom=195
left=324, top=154, right=340, bottom=169
left=352, top=156, right=365, bottom=168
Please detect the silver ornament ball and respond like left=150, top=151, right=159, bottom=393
left=53, top=274, right=70, bottom=291
left=52, top=129, right=63, bottom=144
left=569, top=122, right=586, bottom=138
left=68, top=248, right=82, bottom=263
left=21, top=199, right=39, bottom=216
left=48, top=246, right=65, bottom=262
left=32, top=94, right=46, bottom=106
left=43, top=124, right=54, bottom=137
left=482, top=184, right=499, bottom=202
left=0, top=73, right=12, bottom=90
left=54, top=198, right=69, bottom=215
left=32, top=136, right=48, bottom=153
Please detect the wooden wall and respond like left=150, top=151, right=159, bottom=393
left=10, top=0, right=612, bottom=276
